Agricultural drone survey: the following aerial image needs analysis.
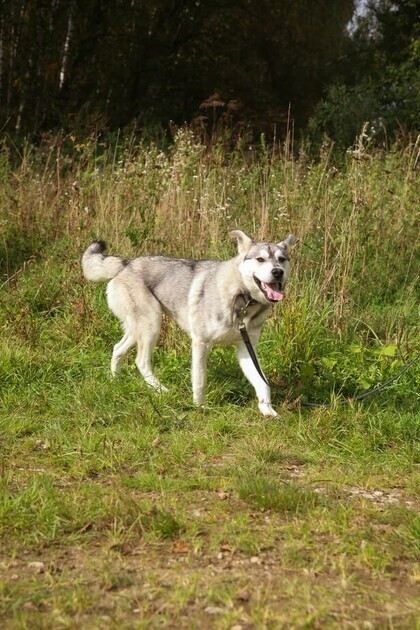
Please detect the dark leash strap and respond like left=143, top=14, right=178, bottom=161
left=302, top=352, right=420, bottom=407
left=236, top=294, right=270, bottom=387
left=239, top=322, right=270, bottom=386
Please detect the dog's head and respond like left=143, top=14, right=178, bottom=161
left=230, top=229, right=296, bottom=304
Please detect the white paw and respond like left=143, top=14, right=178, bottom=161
left=145, top=378, right=168, bottom=393
left=258, top=402, right=279, bottom=417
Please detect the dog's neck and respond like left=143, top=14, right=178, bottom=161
left=238, top=292, right=257, bottom=308
left=232, top=292, right=258, bottom=324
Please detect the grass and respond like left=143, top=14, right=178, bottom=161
left=0, top=128, right=419, bottom=628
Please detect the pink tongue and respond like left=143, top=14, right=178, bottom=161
left=263, top=282, right=284, bottom=301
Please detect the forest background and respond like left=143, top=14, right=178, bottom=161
left=0, top=0, right=418, bottom=146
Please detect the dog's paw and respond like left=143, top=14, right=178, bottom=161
left=146, top=378, right=169, bottom=394
left=258, top=402, right=279, bottom=417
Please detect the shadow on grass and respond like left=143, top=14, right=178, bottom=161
left=0, top=231, right=42, bottom=280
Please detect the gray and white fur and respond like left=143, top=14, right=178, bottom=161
left=82, top=230, right=296, bottom=417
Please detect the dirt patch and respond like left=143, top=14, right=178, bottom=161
left=1, top=501, right=419, bottom=630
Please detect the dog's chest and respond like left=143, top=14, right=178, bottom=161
left=239, top=303, right=272, bottom=334
left=204, top=301, right=271, bottom=345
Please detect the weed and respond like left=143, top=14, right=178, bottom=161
left=142, top=507, right=184, bottom=540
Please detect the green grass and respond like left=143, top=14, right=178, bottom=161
left=0, top=129, right=419, bottom=628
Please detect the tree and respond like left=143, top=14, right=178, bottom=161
left=309, top=0, right=420, bottom=146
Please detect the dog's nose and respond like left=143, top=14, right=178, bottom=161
left=272, top=268, right=284, bottom=280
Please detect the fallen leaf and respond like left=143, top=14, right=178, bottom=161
left=110, top=542, right=133, bottom=555
left=173, top=540, right=189, bottom=554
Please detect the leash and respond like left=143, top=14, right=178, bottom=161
left=301, top=353, right=420, bottom=407
left=236, top=296, right=270, bottom=386
left=239, top=322, right=270, bottom=386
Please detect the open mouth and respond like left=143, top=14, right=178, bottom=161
left=253, top=276, right=284, bottom=302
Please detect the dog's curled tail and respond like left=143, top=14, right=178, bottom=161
left=82, top=241, right=129, bottom=281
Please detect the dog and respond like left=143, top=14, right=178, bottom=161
left=82, top=230, right=296, bottom=417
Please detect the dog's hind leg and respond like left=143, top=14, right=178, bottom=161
left=108, top=277, right=167, bottom=393
left=134, top=314, right=168, bottom=393
left=236, top=341, right=278, bottom=417
left=111, top=331, right=135, bottom=375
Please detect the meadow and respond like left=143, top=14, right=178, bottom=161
left=0, top=128, right=419, bottom=629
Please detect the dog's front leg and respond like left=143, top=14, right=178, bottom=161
left=236, top=341, right=278, bottom=417
left=191, top=339, right=210, bottom=406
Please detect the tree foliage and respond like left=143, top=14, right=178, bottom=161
left=0, top=0, right=354, bottom=136
left=309, top=0, right=419, bottom=146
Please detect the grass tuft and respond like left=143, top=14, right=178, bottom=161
left=237, top=476, right=321, bottom=514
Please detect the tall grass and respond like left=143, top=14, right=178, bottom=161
left=1, top=128, right=418, bottom=402
left=2, top=128, right=418, bottom=290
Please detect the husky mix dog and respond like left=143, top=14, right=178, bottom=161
left=82, top=230, right=296, bottom=417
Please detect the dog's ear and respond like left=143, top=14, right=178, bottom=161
left=277, top=234, right=296, bottom=250
left=229, top=230, right=254, bottom=255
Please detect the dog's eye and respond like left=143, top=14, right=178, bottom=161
left=277, top=257, right=286, bottom=263
left=256, top=257, right=265, bottom=263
